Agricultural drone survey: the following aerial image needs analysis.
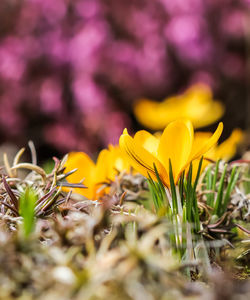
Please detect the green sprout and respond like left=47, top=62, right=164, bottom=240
left=147, top=158, right=206, bottom=264
left=19, top=188, right=37, bottom=237
left=203, top=161, right=240, bottom=217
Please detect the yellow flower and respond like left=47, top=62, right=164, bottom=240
left=194, top=128, right=243, bottom=162
left=63, top=150, right=107, bottom=199
left=119, top=119, right=223, bottom=186
left=211, top=128, right=244, bottom=161
left=64, top=145, right=131, bottom=199
left=190, top=129, right=244, bottom=180
left=104, top=144, right=132, bottom=179
left=134, top=84, right=225, bottom=130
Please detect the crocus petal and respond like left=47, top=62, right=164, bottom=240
left=133, top=84, right=225, bottom=130
left=95, top=149, right=110, bottom=183
left=188, top=100, right=225, bottom=128
left=189, top=158, right=210, bottom=182
left=119, top=129, right=169, bottom=185
left=192, top=132, right=216, bottom=159
left=134, top=96, right=186, bottom=130
left=134, top=130, right=160, bottom=156
left=133, top=99, right=175, bottom=130
left=214, top=128, right=244, bottom=161
left=185, top=133, right=215, bottom=182
left=157, top=119, right=194, bottom=183
left=190, top=122, right=223, bottom=161
left=192, top=132, right=213, bottom=145
left=64, top=152, right=96, bottom=199
left=107, top=144, right=132, bottom=179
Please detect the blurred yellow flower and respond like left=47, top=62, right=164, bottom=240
left=64, top=145, right=131, bottom=200
left=210, top=128, right=244, bottom=161
left=119, top=119, right=223, bottom=186
left=194, top=128, right=244, bottom=162
left=105, top=144, right=132, bottom=179
left=191, top=128, right=244, bottom=180
left=134, top=84, right=225, bottom=130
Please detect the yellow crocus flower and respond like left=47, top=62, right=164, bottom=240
left=211, top=128, right=244, bottom=161
left=119, top=119, right=223, bottom=186
left=104, top=144, right=132, bottom=179
left=190, top=128, right=244, bottom=180
left=193, top=128, right=243, bottom=162
left=64, top=145, right=131, bottom=200
left=134, top=84, right=225, bottom=130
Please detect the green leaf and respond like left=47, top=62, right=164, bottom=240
left=243, top=165, right=250, bottom=194
left=191, top=157, right=203, bottom=231
left=185, top=162, right=193, bottom=223
left=147, top=163, right=170, bottom=216
left=169, top=159, right=178, bottom=215
left=178, top=171, right=185, bottom=205
left=19, top=188, right=37, bottom=237
left=212, top=160, right=220, bottom=193
left=214, top=164, right=227, bottom=216
left=205, top=166, right=213, bottom=206
left=193, top=157, right=203, bottom=194
left=222, top=166, right=240, bottom=214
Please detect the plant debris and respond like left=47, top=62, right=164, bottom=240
left=0, top=144, right=249, bottom=299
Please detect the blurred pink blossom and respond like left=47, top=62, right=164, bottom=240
left=0, top=0, right=247, bottom=157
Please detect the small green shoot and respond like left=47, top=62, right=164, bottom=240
left=243, top=165, right=250, bottom=194
left=147, top=157, right=205, bottom=261
left=43, top=159, right=55, bottom=174
left=147, top=171, right=167, bottom=216
left=184, top=158, right=203, bottom=231
left=213, top=163, right=227, bottom=216
left=204, top=162, right=240, bottom=217
left=19, top=188, right=37, bottom=237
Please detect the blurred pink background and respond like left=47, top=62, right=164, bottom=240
left=0, top=0, right=249, bottom=160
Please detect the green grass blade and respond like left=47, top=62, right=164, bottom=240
left=193, top=157, right=203, bottom=192
left=147, top=170, right=168, bottom=215
left=205, top=166, right=213, bottom=206
left=213, top=164, right=227, bottom=216
left=191, top=157, right=203, bottom=231
left=185, top=162, right=193, bottom=222
left=212, top=160, right=220, bottom=194
left=222, top=166, right=240, bottom=213
left=147, top=175, right=160, bottom=212
left=19, top=188, right=37, bottom=237
left=243, top=165, right=250, bottom=194
left=178, top=171, right=185, bottom=205
left=153, top=164, right=165, bottom=192
left=169, top=159, right=178, bottom=215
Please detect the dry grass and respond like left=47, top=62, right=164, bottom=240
left=0, top=145, right=249, bottom=299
